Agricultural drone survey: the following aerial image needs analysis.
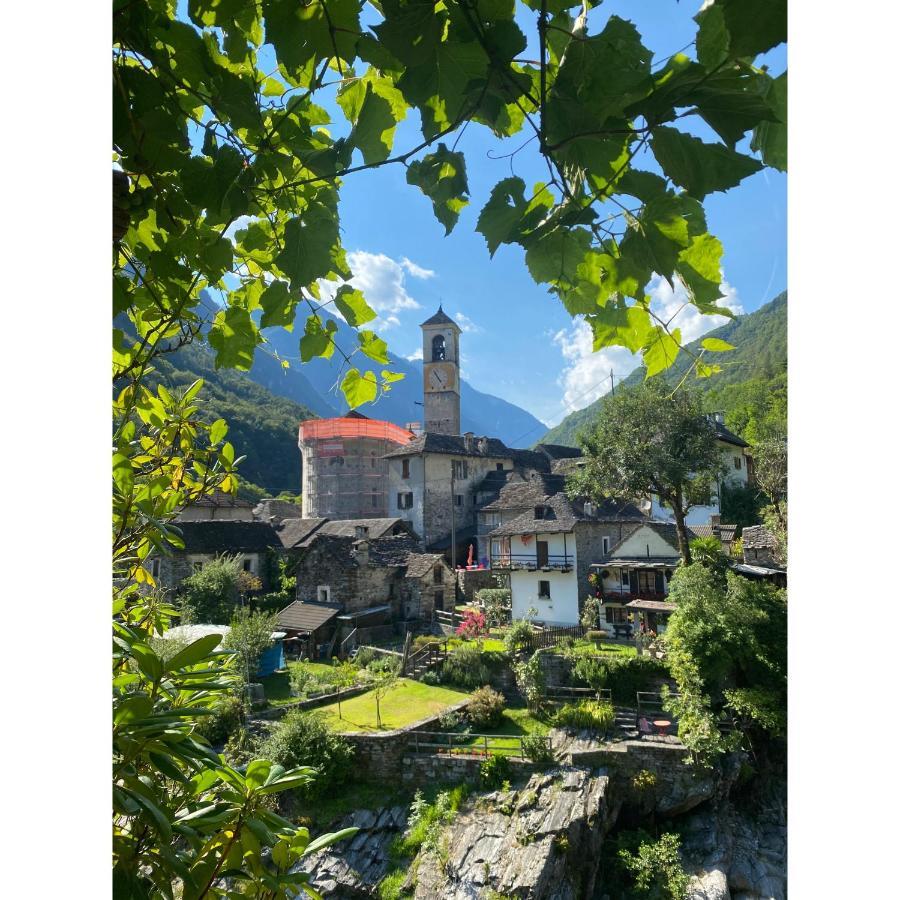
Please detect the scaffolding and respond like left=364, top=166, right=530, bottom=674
left=299, top=417, right=414, bottom=519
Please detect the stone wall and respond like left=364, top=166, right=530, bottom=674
left=456, top=568, right=495, bottom=602
left=401, top=753, right=535, bottom=787
left=252, top=684, right=372, bottom=721
left=573, top=520, right=642, bottom=610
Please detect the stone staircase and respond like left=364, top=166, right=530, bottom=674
left=612, top=704, right=639, bottom=740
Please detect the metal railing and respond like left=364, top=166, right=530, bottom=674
left=528, top=623, right=585, bottom=650
left=545, top=686, right=612, bottom=702
left=489, top=553, right=573, bottom=571
left=339, top=627, right=358, bottom=659
left=403, top=640, right=448, bottom=676
left=408, top=730, right=552, bottom=760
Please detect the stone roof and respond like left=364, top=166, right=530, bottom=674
left=404, top=552, right=447, bottom=580
left=508, top=448, right=555, bottom=472
left=277, top=600, right=341, bottom=633
left=690, top=523, right=738, bottom=544
left=420, top=305, right=460, bottom=329
left=741, top=525, right=779, bottom=550
left=533, top=443, right=583, bottom=461
left=273, top=517, right=328, bottom=549
left=488, top=491, right=581, bottom=536
left=316, top=518, right=407, bottom=539
left=382, top=432, right=513, bottom=460
left=188, top=491, right=254, bottom=509
left=165, top=520, right=282, bottom=554
left=713, top=420, right=749, bottom=449
left=605, top=521, right=683, bottom=559
left=300, top=533, right=422, bottom=569
left=253, top=498, right=304, bottom=522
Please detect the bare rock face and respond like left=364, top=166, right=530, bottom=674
left=682, top=797, right=787, bottom=900
left=412, top=768, right=618, bottom=899
left=296, top=805, right=408, bottom=898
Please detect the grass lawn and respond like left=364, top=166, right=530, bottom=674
left=569, top=639, right=637, bottom=658
left=259, top=660, right=362, bottom=706
left=450, top=705, right=552, bottom=755
left=318, top=678, right=470, bottom=732
left=446, top=636, right=508, bottom=653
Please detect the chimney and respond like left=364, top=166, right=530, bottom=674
left=355, top=525, right=370, bottom=540
left=477, top=436, right=488, bottom=454
left=463, top=432, right=474, bottom=452
left=709, top=514, right=721, bottom=527
left=355, top=539, right=369, bottom=567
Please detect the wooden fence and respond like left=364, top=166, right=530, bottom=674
left=529, top=623, right=585, bottom=650
left=545, top=686, right=612, bottom=703
left=407, top=730, right=552, bottom=760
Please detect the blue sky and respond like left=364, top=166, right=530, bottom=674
left=326, top=1, right=787, bottom=427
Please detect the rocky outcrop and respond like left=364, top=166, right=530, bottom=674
left=411, top=768, right=618, bottom=899
left=296, top=805, right=408, bottom=898
left=681, top=796, right=787, bottom=900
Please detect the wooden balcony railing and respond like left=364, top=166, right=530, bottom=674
left=490, top=553, right=573, bottom=572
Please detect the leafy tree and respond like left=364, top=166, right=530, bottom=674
left=573, top=656, right=608, bottom=694
left=223, top=607, right=277, bottom=688
left=569, top=381, right=724, bottom=563
left=664, top=564, right=787, bottom=761
left=617, top=832, right=690, bottom=900
left=754, top=435, right=788, bottom=532
left=688, top=535, right=730, bottom=586
left=178, top=555, right=243, bottom=624
left=372, top=666, right=399, bottom=730
left=580, top=594, right=602, bottom=631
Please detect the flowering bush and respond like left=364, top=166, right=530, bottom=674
left=456, top=609, right=487, bottom=640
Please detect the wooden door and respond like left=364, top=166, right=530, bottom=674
left=536, top=540, right=549, bottom=567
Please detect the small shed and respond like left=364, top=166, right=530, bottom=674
left=257, top=631, right=286, bottom=676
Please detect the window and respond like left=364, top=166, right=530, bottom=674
left=402, top=458, right=410, bottom=479
left=242, top=558, right=253, bottom=573
left=371, top=454, right=377, bottom=468
left=372, top=491, right=378, bottom=508
left=621, top=569, right=630, bottom=586
left=192, top=560, right=203, bottom=573
left=538, top=580, right=551, bottom=599
left=534, top=505, right=545, bottom=519
left=398, top=491, right=413, bottom=509
left=605, top=606, right=628, bottom=623
left=496, top=463, right=504, bottom=471
left=536, top=540, right=549, bottom=568
left=317, top=585, right=331, bottom=603
left=433, top=565, right=443, bottom=585
left=355, top=525, right=369, bottom=539
left=149, top=558, right=161, bottom=579
left=602, top=536, right=610, bottom=555
left=434, top=589, right=445, bottom=609
left=452, top=459, right=468, bottom=479
left=328, top=456, right=345, bottom=467
left=734, top=456, right=742, bottom=470
left=431, top=334, right=446, bottom=361
left=455, top=494, right=463, bottom=506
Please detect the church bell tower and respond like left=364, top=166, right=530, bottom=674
left=421, top=306, right=461, bottom=435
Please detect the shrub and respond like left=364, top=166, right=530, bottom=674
left=504, top=619, right=534, bottom=655
left=553, top=700, right=615, bottom=733
left=581, top=595, right=602, bottom=631
left=195, top=692, right=244, bottom=746
left=377, top=869, right=410, bottom=900
left=631, top=769, right=657, bottom=792
left=521, top=732, right=554, bottom=767
left=467, top=686, right=505, bottom=729
left=573, top=656, right=608, bottom=693
left=224, top=608, right=277, bottom=683
left=604, top=656, right=669, bottom=704
left=476, top=588, right=511, bottom=627
left=412, top=634, right=441, bottom=653
left=392, top=786, right=468, bottom=859
left=369, top=655, right=401, bottom=675
left=438, top=709, right=463, bottom=731
left=586, top=629, right=609, bottom=642
left=514, top=651, right=547, bottom=712
left=420, top=670, right=441, bottom=686
left=442, top=643, right=492, bottom=690
left=456, top=609, right=488, bottom=640
left=617, top=832, right=690, bottom=900
left=259, top=711, right=354, bottom=799
left=178, top=555, right=242, bottom=623
left=354, top=646, right=377, bottom=668
left=480, top=754, right=512, bottom=789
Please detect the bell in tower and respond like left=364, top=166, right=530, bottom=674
left=420, top=305, right=461, bottom=435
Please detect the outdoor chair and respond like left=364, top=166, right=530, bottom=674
left=637, top=717, right=654, bottom=738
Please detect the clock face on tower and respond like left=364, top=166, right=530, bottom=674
left=425, top=362, right=457, bottom=393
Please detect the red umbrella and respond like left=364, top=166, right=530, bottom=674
left=467, top=544, right=474, bottom=567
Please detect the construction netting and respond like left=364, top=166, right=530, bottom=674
left=298, top=417, right=414, bottom=446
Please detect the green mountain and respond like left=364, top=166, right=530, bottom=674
left=539, top=291, right=787, bottom=447
left=146, top=342, right=315, bottom=497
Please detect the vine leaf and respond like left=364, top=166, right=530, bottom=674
left=334, top=286, right=377, bottom=327
left=341, top=368, right=378, bottom=408
left=643, top=326, right=681, bottom=377
left=651, top=128, right=763, bottom=200
left=406, top=144, right=469, bottom=234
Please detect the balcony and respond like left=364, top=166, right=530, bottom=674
left=599, top=590, right=669, bottom=603
left=490, top=553, right=573, bottom=572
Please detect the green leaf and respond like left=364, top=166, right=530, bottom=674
left=114, top=695, right=154, bottom=725
left=676, top=232, right=726, bottom=312
left=131, top=643, right=164, bottom=683
left=587, top=304, right=652, bottom=354
left=476, top=177, right=540, bottom=256
left=208, top=306, right=259, bottom=370
left=358, top=331, right=389, bottom=364
left=718, top=0, right=786, bottom=59
left=299, top=316, right=337, bottom=363
left=695, top=4, right=729, bottom=70
left=113, top=452, right=134, bottom=496
left=642, top=326, right=681, bottom=377
left=244, top=759, right=272, bottom=789
left=750, top=72, right=787, bottom=172
left=275, top=204, right=344, bottom=290
left=651, top=127, right=763, bottom=200
left=165, top=634, right=223, bottom=672
left=701, top=337, right=736, bottom=352
left=381, top=370, right=405, bottom=384
left=406, top=144, right=469, bottom=235
left=334, top=286, right=377, bottom=327
left=339, top=72, right=408, bottom=165
left=524, top=227, right=592, bottom=289
left=209, top=419, right=228, bottom=445
left=340, top=369, right=378, bottom=408
left=259, top=280, right=296, bottom=330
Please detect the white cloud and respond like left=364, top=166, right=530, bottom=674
left=318, top=250, right=423, bottom=331
left=400, top=257, right=436, bottom=280
left=454, top=311, right=482, bottom=334
left=550, top=275, right=743, bottom=421
left=406, top=348, right=424, bottom=362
